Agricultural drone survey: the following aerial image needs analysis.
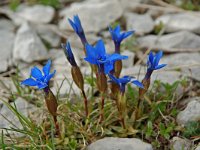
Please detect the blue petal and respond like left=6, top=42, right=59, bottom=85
left=154, top=64, right=167, bottom=70
left=108, top=74, right=119, bottom=85
left=84, top=57, right=97, bottom=65
left=132, top=80, right=144, bottom=88
left=68, top=18, right=77, bottom=33
left=122, top=31, right=134, bottom=40
left=31, top=67, right=43, bottom=79
left=85, top=44, right=97, bottom=59
left=114, top=25, right=120, bottom=33
left=148, top=51, right=154, bottom=64
left=119, top=76, right=131, bottom=84
left=104, top=61, right=114, bottom=74
left=154, top=51, right=163, bottom=67
left=74, top=15, right=82, bottom=31
left=45, top=70, right=56, bottom=83
left=43, top=60, right=51, bottom=76
left=95, top=39, right=106, bottom=56
left=37, top=82, right=48, bottom=89
left=21, top=78, right=38, bottom=86
left=107, top=53, right=128, bottom=62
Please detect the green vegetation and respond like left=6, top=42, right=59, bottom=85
left=1, top=73, right=199, bottom=149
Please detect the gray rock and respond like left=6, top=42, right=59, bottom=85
left=121, top=50, right=135, bottom=68
left=59, top=0, right=123, bottom=32
left=119, top=0, right=150, bottom=11
left=0, top=97, right=38, bottom=136
left=125, top=12, right=154, bottom=35
left=177, top=98, right=200, bottom=125
left=87, top=137, right=153, bottom=150
left=68, top=33, right=100, bottom=50
left=13, top=22, right=48, bottom=63
left=17, top=5, right=55, bottom=24
left=160, top=53, right=200, bottom=81
left=170, top=137, right=192, bottom=150
left=137, top=31, right=200, bottom=52
left=0, top=19, right=15, bottom=31
left=0, top=30, right=15, bottom=72
left=155, top=13, right=200, bottom=34
left=195, top=145, right=200, bottom=150
left=35, top=24, right=61, bottom=47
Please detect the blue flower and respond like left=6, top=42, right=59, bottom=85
left=61, top=41, right=77, bottom=67
left=84, top=39, right=128, bottom=74
left=109, top=25, right=134, bottom=53
left=21, top=60, right=56, bottom=89
left=145, top=51, right=167, bottom=79
left=108, top=74, right=143, bottom=93
left=147, top=51, right=166, bottom=71
left=68, top=15, right=87, bottom=45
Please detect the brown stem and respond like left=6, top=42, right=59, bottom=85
left=82, top=90, right=89, bottom=117
left=53, top=116, right=61, bottom=138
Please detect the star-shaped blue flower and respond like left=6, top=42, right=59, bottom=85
left=84, top=39, right=128, bottom=74
left=68, top=15, right=87, bottom=45
left=147, top=51, right=166, bottom=71
left=109, top=25, right=134, bottom=53
left=145, top=51, right=167, bottom=78
left=61, top=41, right=77, bottom=67
left=21, top=60, right=56, bottom=89
left=108, top=74, right=143, bottom=93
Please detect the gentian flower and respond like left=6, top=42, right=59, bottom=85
left=108, top=74, right=143, bottom=94
left=109, top=25, right=134, bottom=53
left=68, top=15, right=88, bottom=45
left=21, top=60, right=56, bottom=89
left=84, top=39, right=128, bottom=74
left=145, top=51, right=167, bottom=79
left=61, top=41, right=77, bottom=67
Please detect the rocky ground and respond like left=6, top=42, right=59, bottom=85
left=0, top=0, right=200, bottom=149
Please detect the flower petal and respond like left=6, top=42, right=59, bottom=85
left=131, top=80, right=144, bottom=88
left=74, top=15, right=82, bottom=31
left=154, top=51, right=163, bottom=66
left=108, top=74, right=119, bottom=85
left=37, top=82, right=48, bottom=89
left=21, top=78, right=38, bottom=86
left=154, top=64, right=167, bottom=70
left=85, top=43, right=97, bottom=59
left=122, top=31, right=134, bottom=40
left=114, top=25, right=120, bottom=33
left=68, top=18, right=77, bottom=33
left=104, top=61, right=114, bottom=74
left=95, top=39, right=106, bottom=56
left=84, top=57, right=97, bottom=65
left=107, top=53, right=128, bottom=62
left=31, top=67, right=43, bottom=79
left=43, top=60, right=51, bottom=76
left=45, top=70, right=56, bottom=83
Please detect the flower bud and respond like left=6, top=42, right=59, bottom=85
left=139, top=77, right=151, bottom=99
left=97, top=72, right=107, bottom=93
left=71, top=66, right=84, bottom=91
left=44, top=88, right=58, bottom=117
left=114, top=60, right=122, bottom=77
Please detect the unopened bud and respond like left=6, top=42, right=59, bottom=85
left=71, top=66, right=84, bottom=91
left=97, top=72, right=107, bottom=93
left=114, top=60, right=122, bottom=77
left=44, top=88, right=58, bottom=117
left=139, top=78, right=150, bottom=99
